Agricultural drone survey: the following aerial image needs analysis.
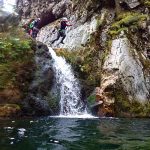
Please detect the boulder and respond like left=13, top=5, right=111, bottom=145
left=103, top=37, right=149, bottom=103
left=24, top=42, right=58, bottom=116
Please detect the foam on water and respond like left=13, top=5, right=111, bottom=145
left=50, top=114, right=98, bottom=119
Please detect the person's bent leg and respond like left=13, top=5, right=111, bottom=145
left=60, top=30, right=66, bottom=44
left=51, top=32, right=60, bottom=44
left=60, top=35, right=66, bottom=44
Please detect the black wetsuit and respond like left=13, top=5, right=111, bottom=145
left=52, top=21, right=68, bottom=44
left=60, top=21, right=67, bottom=30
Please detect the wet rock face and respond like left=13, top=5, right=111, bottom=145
left=104, top=38, right=149, bottom=102
left=98, top=38, right=150, bottom=117
left=17, top=0, right=150, bottom=117
left=24, top=42, right=57, bottom=116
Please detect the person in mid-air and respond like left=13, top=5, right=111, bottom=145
left=51, top=17, right=72, bottom=44
left=29, top=18, right=41, bottom=38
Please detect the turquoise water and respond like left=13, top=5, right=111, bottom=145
left=0, top=117, right=150, bottom=150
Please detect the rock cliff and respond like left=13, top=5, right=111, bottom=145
left=0, top=28, right=57, bottom=117
left=15, top=0, right=150, bottom=117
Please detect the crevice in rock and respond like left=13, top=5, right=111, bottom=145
left=102, top=0, right=116, bottom=8
left=38, top=12, right=56, bottom=29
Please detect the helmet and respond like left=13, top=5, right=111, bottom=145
left=62, top=17, right=68, bottom=22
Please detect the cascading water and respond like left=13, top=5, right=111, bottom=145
left=48, top=47, right=87, bottom=116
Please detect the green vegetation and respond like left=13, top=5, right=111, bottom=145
left=138, top=52, right=150, bottom=70
left=0, top=104, right=21, bottom=117
left=0, top=29, right=35, bottom=89
left=0, top=29, right=34, bottom=64
left=0, top=28, right=35, bottom=111
left=45, top=93, right=59, bottom=114
left=57, top=48, right=100, bottom=85
left=114, top=88, right=150, bottom=117
left=143, top=0, right=150, bottom=7
left=109, top=12, right=148, bottom=37
left=87, top=95, right=95, bottom=105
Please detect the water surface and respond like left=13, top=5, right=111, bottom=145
left=0, top=117, right=150, bottom=150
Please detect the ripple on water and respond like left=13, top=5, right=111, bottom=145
left=0, top=118, right=150, bottom=150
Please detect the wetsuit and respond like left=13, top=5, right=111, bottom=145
left=52, top=21, right=71, bottom=44
left=29, top=20, right=40, bottom=38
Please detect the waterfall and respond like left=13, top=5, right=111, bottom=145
left=48, top=47, right=87, bottom=116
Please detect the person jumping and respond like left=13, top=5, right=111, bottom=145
left=51, top=17, right=72, bottom=44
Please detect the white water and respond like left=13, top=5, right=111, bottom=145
left=48, top=47, right=89, bottom=116
left=50, top=114, right=98, bottom=119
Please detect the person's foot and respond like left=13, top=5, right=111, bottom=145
left=60, top=41, right=64, bottom=44
left=51, top=41, right=54, bottom=44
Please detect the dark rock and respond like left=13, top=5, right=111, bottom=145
left=147, top=49, right=150, bottom=59
left=28, top=95, right=51, bottom=115
left=24, top=42, right=57, bottom=116
left=120, top=0, right=141, bottom=9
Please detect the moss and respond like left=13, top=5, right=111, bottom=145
left=0, top=104, right=21, bottom=117
left=138, top=52, right=150, bottom=70
left=0, top=29, right=34, bottom=63
left=143, top=0, right=150, bottom=7
left=109, top=27, right=128, bottom=37
left=45, top=93, right=59, bottom=114
left=56, top=47, right=100, bottom=88
left=0, top=104, right=20, bottom=109
left=109, top=12, right=148, bottom=37
left=87, top=95, right=95, bottom=105
left=114, top=87, right=150, bottom=117
left=0, top=28, right=35, bottom=109
left=56, top=31, right=102, bottom=96
left=95, top=10, right=108, bottom=30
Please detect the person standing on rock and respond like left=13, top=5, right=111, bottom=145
left=29, top=18, right=41, bottom=38
left=51, top=17, right=72, bottom=44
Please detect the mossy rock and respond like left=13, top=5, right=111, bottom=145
left=0, top=28, right=36, bottom=116
left=45, top=93, right=59, bottom=115
left=0, top=104, right=21, bottom=117
left=143, top=0, right=150, bottom=7
left=56, top=47, right=100, bottom=94
left=87, top=94, right=96, bottom=105
left=109, top=12, right=148, bottom=37
left=114, top=87, right=150, bottom=117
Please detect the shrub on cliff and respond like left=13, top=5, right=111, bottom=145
left=0, top=28, right=36, bottom=117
